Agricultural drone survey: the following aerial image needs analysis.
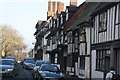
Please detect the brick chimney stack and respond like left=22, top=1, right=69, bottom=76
left=47, top=0, right=64, bottom=18
left=70, top=0, right=77, bottom=6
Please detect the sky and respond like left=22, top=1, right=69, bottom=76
left=0, top=0, right=85, bottom=52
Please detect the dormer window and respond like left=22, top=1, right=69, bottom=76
left=99, top=12, right=107, bottom=32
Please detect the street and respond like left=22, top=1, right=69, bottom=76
left=1, top=63, right=34, bottom=80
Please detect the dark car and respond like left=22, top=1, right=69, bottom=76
left=0, top=59, right=19, bottom=77
left=23, top=60, right=35, bottom=69
left=32, top=60, right=50, bottom=78
left=35, top=64, right=64, bottom=80
left=21, top=58, right=34, bottom=65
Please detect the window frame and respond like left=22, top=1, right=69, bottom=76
left=79, top=56, right=85, bottom=70
left=52, top=36, right=56, bottom=44
left=98, top=12, right=107, bottom=33
left=67, top=31, right=73, bottom=44
left=79, top=27, right=86, bottom=43
left=96, top=50, right=110, bottom=71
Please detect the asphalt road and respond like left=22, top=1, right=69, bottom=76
left=1, top=63, right=34, bottom=80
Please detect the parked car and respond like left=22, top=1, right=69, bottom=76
left=0, top=59, right=19, bottom=77
left=6, top=56, right=16, bottom=60
left=35, top=64, right=64, bottom=80
left=23, top=60, right=35, bottom=69
left=32, top=60, right=50, bottom=78
left=6, top=56, right=17, bottom=63
left=20, top=58, right=34, bottom=65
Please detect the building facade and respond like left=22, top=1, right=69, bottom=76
left=91, top=2, right=120, bottom=80
left=34, top=1, right=120, bottom=80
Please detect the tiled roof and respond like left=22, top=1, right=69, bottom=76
left=64, top=2, right=87, bottom=32
left=66, top=6, right=79, bottom=12
left=91, top=2, right=118, bottom=17
left=70, top=2, right=100, bottom=30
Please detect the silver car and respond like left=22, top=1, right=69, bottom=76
left=23, top=60, right=35, bottom=69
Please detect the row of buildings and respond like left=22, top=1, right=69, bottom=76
left=34, top=0, right=120, bottom=80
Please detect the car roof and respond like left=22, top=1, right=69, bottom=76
left=7, top=56, right=15, bottom=58
left=36, top=60, right=49, bottom=62
left=41, top=64, right=57, bottom=67
left=0, top=59, right=15, bottom=61
left=24, top=58, right=33, bottom=59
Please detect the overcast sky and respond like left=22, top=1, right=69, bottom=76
left=0, top=0, right=85, bottom=52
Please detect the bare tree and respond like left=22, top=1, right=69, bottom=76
left=0, top=25, right=26, bottom=58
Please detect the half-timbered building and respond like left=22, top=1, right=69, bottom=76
left=91, top=2, right=120, bottom=79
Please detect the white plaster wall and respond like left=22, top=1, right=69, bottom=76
left=86, top=27, right=90, bottom=55
left=68, top=44, right=72, bottom=53
left=115, top=4, right=119, bottom=39
left=52, top=44, right=56, bottom=50
left=43, top=54, right=49, bottom=61
left=75, top=62, right=78, bottom=76
left=85, top=57, right=90, bottom=78
left=79, top=43, right=86, bottom=55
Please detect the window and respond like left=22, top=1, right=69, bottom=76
left=96, top=50, right=110, bottom=71
left=67, top=31, right=73, bottom=43
left=47, top=39, right=50, bottom=46
left=55, top=54, right=58, bottom=64
left=80, top=56, right=85, bottom=70
left=99, top=12, right=107, bottom=32
left=74, top=32, right=79, bottom=51
left=52, top=36, right=56, bottom=44
left=79, top=27, right=86, bottom=43
left=68, top=36, right=72, bottom=43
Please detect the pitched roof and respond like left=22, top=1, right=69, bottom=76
left=91, top=2, right=118, bottom=17
left=66, top=6, right=79, bottom=12
left=64, top=2, right=87, bottom=32
left=69, top=2, right=100, bottom=30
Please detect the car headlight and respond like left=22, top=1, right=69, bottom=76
left=34, top=68, right=36, bottom=70
left=60, top=73, right=64, bottom=77
left=7, top=69, right=14, bottom=71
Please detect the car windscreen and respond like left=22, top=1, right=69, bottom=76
left=41, top=65, right=59, bottom=72
left=0, top=60, right=15, bottom=65
left=25, top=60, right=35, bottom=63
left=36, top=61, right=50, bottom=66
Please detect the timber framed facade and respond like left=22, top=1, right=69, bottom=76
left=91, top=2, right=120, bottom=80
left=34, top=1, right=120, bottom=80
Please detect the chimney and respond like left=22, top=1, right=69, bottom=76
left=48, top=0, right=52, bottom=11
left=70, top=0, right=77, bottom=6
